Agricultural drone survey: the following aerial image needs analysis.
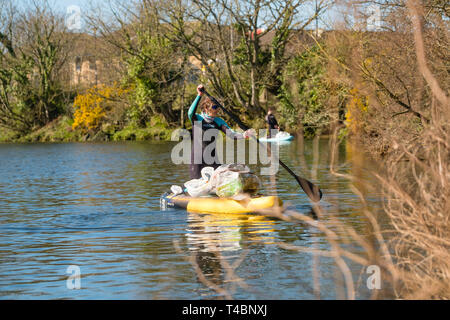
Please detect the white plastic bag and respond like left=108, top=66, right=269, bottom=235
left=184, top=166, right=215, bottom=197
left=209, top=164, right=249, bottom=186
left=184, top=164, right=259, bottom=198
left=184, top=178, right=212, bottom=197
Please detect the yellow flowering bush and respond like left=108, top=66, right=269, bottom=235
left=72, top=84, right=129, bottom=132
left=345, top=87, right=369, bottom=133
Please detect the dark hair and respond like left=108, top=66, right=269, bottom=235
left=268, top=107, right=275, bottom=112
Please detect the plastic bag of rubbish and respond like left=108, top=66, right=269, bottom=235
left=210, top=165, right=230, bottom=188
left=184, top=178, right=212, bottom=197
left=210, top=164, right=249, bottom=185
left=239, top=172, right=261, bottom=194
left=214, top=169, right=261, bottom=198
left=215, top=171, right=242, bottom=198
left=184, top=166, right=215, bottom=197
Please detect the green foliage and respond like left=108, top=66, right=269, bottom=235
left=0, top=128, right=19, bottom=142
left=112, top=124, right=172, bottom=141
left=278, top=45, right=332, bottom=138
left=232, top=36, right=271, bottom=68
left=18, top=116, right=81, bottom=143
left=124, top=31, right=183, bottom=126
left=338, top=126, right=349, bottom=141
left=0, top=6, right=71, bottom=135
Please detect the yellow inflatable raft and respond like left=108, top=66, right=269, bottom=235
left=160, top=193, right=282, bottom=215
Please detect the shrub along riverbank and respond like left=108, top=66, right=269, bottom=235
left=0, top=116, right=175, bottom=143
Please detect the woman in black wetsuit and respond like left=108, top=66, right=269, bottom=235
left=188, top=85, right=255, bottom=179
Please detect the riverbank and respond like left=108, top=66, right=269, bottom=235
left=0, top=116, right=176, bottom=143
left=0, top=115, right=279, bottom=144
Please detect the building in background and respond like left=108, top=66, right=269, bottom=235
left=68, top=34, right=123, bottom=88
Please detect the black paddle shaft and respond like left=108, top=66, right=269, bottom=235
left=201, top=89, right=323, bottom=202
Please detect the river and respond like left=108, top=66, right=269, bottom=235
left=0, top=137, right=391, bottom=299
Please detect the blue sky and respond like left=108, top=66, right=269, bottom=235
left=51, top=0, right=100, bottom=12
left=17, top=0, right=342, bottom=31
left=43, top=0, right=104, bottom=31
left=16, top=0, right=103, bottom=16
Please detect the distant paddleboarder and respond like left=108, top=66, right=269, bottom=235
left=265, top=107, right=279, bottom=138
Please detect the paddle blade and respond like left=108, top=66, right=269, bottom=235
left=279, top=160, right=322, bottom=202
left=296, top=175, right=323, bottom=202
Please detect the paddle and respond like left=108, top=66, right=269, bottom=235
left=201, top=88, right=323, bottom=202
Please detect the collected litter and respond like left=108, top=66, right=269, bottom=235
left=180, top=164, right=261, bottom=198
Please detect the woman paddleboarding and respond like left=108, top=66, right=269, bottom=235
left=188, top=85, right=255, bottom=179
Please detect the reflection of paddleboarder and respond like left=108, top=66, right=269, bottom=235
left=265, top=107, right=279, bottom=138
left=185, top=212, right=242, bottom=288
left=185, top=212, right=276, bottom=292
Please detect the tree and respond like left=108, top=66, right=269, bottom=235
left=279, top=45, right=342, bottom=137
left=85, top=0, right=187, bottom=125
left=157, top=0, right=331, bottom=117
left=0, top=1, right=73, bottom=133
left=323, top=0, right=449, bottom=152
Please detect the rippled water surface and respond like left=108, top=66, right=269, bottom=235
left=0, top=139, right=388, bottom=299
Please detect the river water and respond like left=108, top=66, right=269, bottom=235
left=0, top=138, right=390, bottom=299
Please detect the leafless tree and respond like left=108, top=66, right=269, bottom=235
left=156, top=0, right=332, bottom=116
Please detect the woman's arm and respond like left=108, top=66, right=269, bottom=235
left=215, top=118, right=255, bottom=140
left=188, top=85, right=206, bottom=123
left=188, top=95, right=201, bottom=123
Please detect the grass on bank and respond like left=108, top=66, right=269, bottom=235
left=0, top=115, right=175, bottom=143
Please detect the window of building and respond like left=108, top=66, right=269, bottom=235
left=75, top=57, right=81, bottom=72
left=89, top=59, right=96, bottom=71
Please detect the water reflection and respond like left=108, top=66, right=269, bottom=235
left=186, top=213, right=242, bottom=252
left=184, top=212, right=279, bottom=295
left=186, top=213, right=276, bottom=253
